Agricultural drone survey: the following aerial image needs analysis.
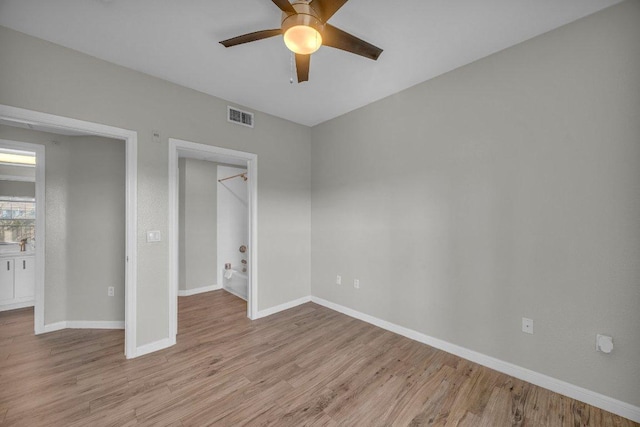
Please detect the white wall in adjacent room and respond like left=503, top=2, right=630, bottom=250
left=217, top=165, right=248, bottom=299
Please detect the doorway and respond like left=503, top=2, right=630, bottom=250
left=0, top=104, right=138, bottom=358
left=0, top=141, right=40, bottom=318
left=168, top=138, right=258, bottom=341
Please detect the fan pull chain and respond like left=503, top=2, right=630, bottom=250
left=290, top=52, right=294, bottom=84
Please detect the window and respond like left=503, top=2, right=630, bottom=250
left=0, top=197, right=36, bottom=243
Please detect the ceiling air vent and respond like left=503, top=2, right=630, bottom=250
left=227, top=106, right=254, bottom=128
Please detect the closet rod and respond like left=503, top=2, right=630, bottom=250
left=218, top=172, right=247, bottom=183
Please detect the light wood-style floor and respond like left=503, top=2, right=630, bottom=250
left=0, top=291, right=636, bottom=426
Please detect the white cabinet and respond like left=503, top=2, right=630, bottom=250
left=0, top=254, right=35, bottom=310
left=0, top=258, right=14, bottom=301
left=15, top=257, right=35, bottom=299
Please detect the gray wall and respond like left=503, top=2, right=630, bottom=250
left=0, top=24, right=312, bottom=346
left=0, top=180, right=35, bottom=198
left=179, top=158, right=218, bottom=291
left=0, top=125, right=125, bottom=323
left=311, top=0, right=640, bottom=407
left=65, top=135, right=125, bottom=322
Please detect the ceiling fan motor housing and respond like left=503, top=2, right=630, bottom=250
left=281, top=1, right=325, bottom=38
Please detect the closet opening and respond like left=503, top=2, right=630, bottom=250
left=168, top=138, right=258, bottom=342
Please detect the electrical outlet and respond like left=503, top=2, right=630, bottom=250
left=147, top=230, right=161, bottom=242
left=522, top=317, right=533, bottom=334
left=354, top=279, right=360, bottom=289
left=336, top=275, right=342, bottom=285
left=108, top=286, right=115, bottom=297
left=596, top=334, right=613, bottom=353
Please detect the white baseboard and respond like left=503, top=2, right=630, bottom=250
left=310, top=296, right=640, bottom=423
left=41, top=320, right=124, bottom=333
left=178, top=284, right=221, bottom=297
left=134, top=336, right=176, bottom=358
left=66, top=320, right=125, bottom=329
left=42, top=321, right=67, bottom=333
left=0, top=299, right=34, bottom=312
left=255, top=295, right=311, bottom=319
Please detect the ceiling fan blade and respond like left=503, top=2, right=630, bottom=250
left=219, top=29, right=281, bottom=48
left=322, top=24, right=383, bottom=60
left=295, top=54, right=310, bottom=83
left=309, top=0, right=349, bottom=22
left=272, top=0, right=297, bottom=15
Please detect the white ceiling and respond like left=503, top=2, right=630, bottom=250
left=0, top=0, right=621, bottom=126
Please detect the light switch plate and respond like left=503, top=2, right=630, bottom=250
left=522, top=317, right=534, bottom=334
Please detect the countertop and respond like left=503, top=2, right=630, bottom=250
left=0, top=251, right=35, bottom=258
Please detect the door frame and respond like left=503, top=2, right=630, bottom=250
left=0, top=139, right=44, bottom=313
left=0, top=104, right=138, bottom=358
left=168, top=138, right=258, bottom=340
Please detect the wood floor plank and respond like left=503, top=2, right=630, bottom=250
left=0, top=290, right=636, bottom=426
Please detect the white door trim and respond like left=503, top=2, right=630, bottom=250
left=168, top=138, right=258, bottom=341
left=0, top=104, right=138, bottom=359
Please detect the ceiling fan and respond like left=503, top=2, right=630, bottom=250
left=219, top=0, right=383, bottom=83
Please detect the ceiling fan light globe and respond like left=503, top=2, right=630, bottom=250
left=284, top=25, right=322, bottom=55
